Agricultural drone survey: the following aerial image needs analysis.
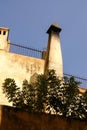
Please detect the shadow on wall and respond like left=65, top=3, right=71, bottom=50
left=0, top=105, right=87, bottom=130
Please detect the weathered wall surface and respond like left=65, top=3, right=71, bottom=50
left=44, top=23, right=63, bottom=77
left=46, top=31, right=63, bottom=77
left=0, top=105, right=87, bottom=130
left=0, top=51, right=44, bottom=105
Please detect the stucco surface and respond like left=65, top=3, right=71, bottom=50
left=48, top=32, right=63, bottom=77
left=0, top=51, right=44, bottom=105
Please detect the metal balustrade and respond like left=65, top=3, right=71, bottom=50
left=64, top=73, right=87, bottom=88
left=10, top=43, right=42, bottom=58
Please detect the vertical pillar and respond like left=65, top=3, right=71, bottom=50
left=44, top=22, right=63, bottom=77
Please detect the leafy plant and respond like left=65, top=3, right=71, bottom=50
left=2, top=70, right=87, bottom=119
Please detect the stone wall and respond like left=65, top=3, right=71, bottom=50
left=0, top=51, right=44, bottom=105
left=0, top=105, right=87, bottom=130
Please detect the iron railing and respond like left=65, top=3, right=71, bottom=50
left=64, top=73, right=87, bottom=88
left=10, top=43, right=43, bottom=58
left=10, top=43, right=87, bottom=88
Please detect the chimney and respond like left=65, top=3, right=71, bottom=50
left=0, top=27, right=10, bottom=52
left=44, top=22, right=63, bottom=77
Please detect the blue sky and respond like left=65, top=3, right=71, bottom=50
left=0, top=0, right=87, bottom=80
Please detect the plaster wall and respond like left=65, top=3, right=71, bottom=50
left=0, top=51, right=44, bottom=105
left=48, top=31, right=63, bottom=77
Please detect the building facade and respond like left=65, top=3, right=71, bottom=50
left=0, top=23, right=63, bottom=105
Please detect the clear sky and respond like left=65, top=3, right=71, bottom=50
left=0, top=0, right=87, bottom=80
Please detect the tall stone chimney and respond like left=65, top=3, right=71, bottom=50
left=0, top=27, right=10, bottom=51
left=44, top=22, right=63, bottom=77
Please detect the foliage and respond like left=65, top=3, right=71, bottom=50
left=2, top=75, right=48, bottom=113
left=2, top=78, right=20, bottom=102
left=47, top=71, right=81, bottom=117
left=47, top=70, right=63, bottom=113
left=35, top=74, right=48, bottom=112
left=2, top=70, right=87, bottom=119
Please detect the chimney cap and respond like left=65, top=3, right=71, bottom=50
left=47, top=22, right=61, bottom=34
left=0, top=27, right=9, bottom=31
